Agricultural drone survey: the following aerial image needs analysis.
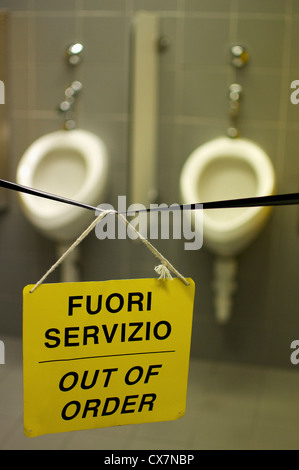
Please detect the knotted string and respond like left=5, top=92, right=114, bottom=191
left=154, top=263, right=173, bottom=281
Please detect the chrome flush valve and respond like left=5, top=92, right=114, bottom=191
left=230, top=45, right=249, bottom=69
left=66, top=43, right=84, bottom=66
left=227, top=84, right=243, bottom=138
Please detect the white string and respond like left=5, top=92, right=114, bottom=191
left=30, top=210, right=110, bottom=293
left=30, top=210, right=189, bottom=292
left=117, top=213, right=189, bottom=286
left=154, top=264, right=173, bottom=280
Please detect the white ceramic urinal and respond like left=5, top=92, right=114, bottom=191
left=16, top=129, right=109, bottom=281
left=180, top=136, right=275, bottom=323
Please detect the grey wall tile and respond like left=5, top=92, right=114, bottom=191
left=81, top=17, right=128, bottom=64
left=9, top=17, right=29, bottom=64
left=34, top=62, right=72, bottom=111
left=184, top=0, right=231, bottom=13
left=159, top=69, right=177, bottom=116
left=292, top=0, right=299, bottom=14
left=289, top=18, right=299, bottom=72
left=35, top=16, right=77, bottom=63
left=33, top=0, right=76, bottom=11
left=236, top=18, right=285, bottom=69
left=160, top=17, right=179, bottom=67
left=0, top=0, right=31, bottom=10
left=237, top=0, right=287, bottom=14
left=81, top=64, right=128, bottom=114
left=10, top=63, right=29, bottom=110
left=180, top=69, right=228, bottom=118
left=283, top=129, right=299, bottom=193
left=132, top=0, right=179, bottom=11
left=81, top=0, right=126, bottom=11
left=183, top=18, right=230, bottom=67
left=236, top=73, right=282, bottom=122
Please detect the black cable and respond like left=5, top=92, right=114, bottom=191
left=1, top=178, right=298, bottom=214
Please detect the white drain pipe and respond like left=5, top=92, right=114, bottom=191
left=213, top=257, right=238, bottom=324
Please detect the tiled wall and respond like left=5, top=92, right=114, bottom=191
left=0, top=0, right=299, bottom=368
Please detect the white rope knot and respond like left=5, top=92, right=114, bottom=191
left=154, top=263, right=173, bottom=281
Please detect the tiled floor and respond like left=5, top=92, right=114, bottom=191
left=1, top=335, right=299, bottom=450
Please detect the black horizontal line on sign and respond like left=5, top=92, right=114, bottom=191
left=38, top=349, right=176, bottom=364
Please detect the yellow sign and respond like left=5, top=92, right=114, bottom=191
left=23, top=278, right=195, bottom=437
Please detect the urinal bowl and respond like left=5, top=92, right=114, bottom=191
left=180, top=136, right=276, bottom=257
left=180, top=136, right=276, bottom=323
left=16, top=129, right=109, bottom=243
